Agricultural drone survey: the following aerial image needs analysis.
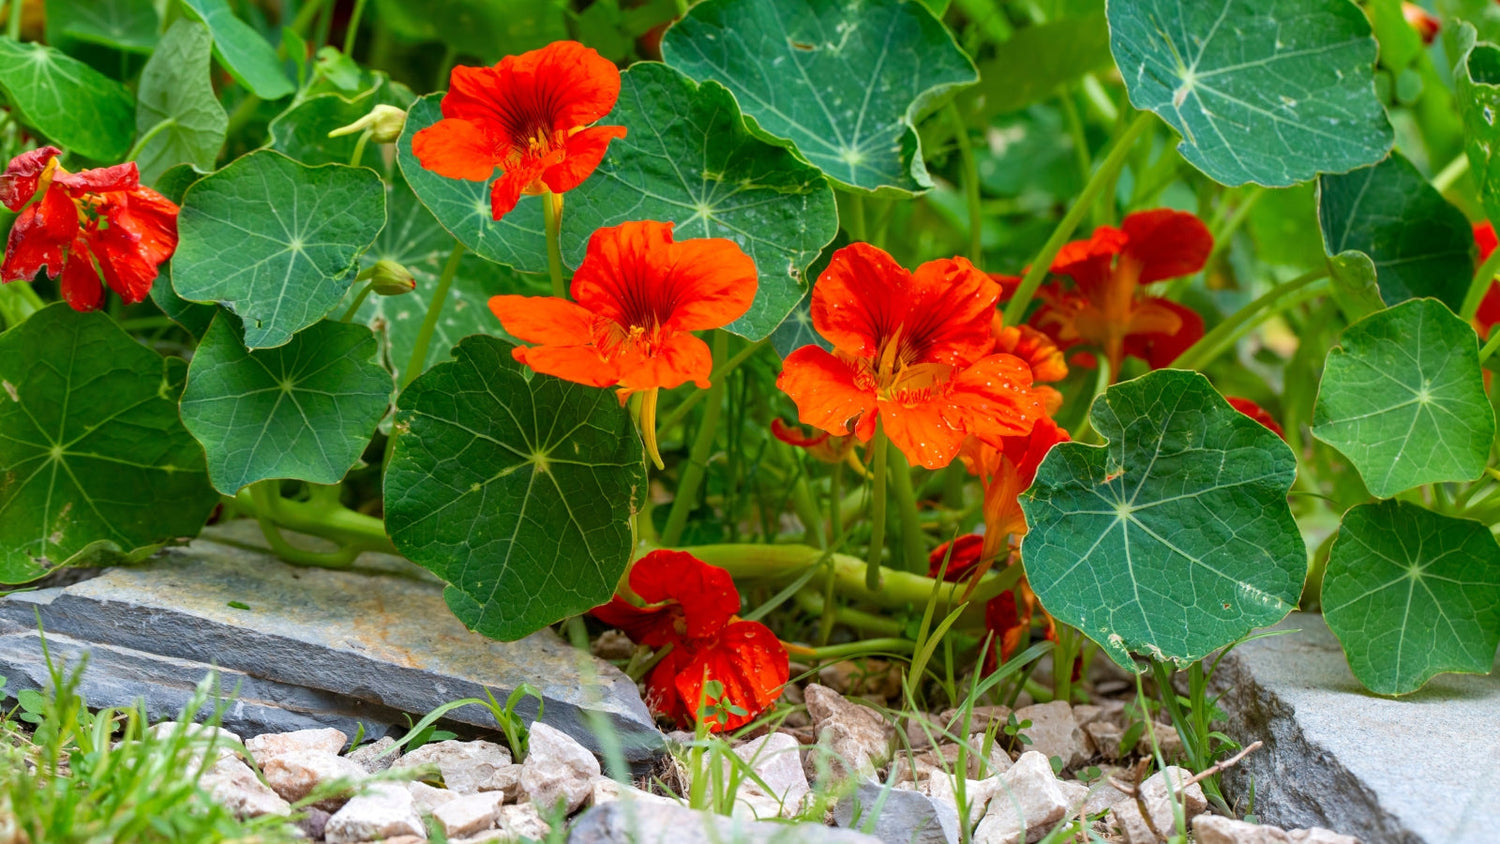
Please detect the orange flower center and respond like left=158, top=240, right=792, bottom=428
left=854, top=326, right=958, bottom=407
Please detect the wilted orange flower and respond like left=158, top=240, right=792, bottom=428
left=592, top=550, right=789, bottom=732
left=1029, top=209, right=1211, bottom=379
left=1226, top=397, right=1285, bottom=440
left=411, top=41, right=627, bottom=221
left=1, top=146, right=178, bottom=312
left=776, top=243, right=1043, bottom=470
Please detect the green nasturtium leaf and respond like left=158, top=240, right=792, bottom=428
left=0, top=305, right=216, bottom=584
left=0, top=38, right=134, bottom=162
left=134, top=19, right=228, bottom=185
left=1019, top=369, right=1306, bottom=670
left=1325, top=250, right=1385, bottom=322
left=396, top=93, right=550, bottom=272
left=45, top=0, right=158, bottom=52
left=180, top=0, right=295, bottom=100
left=1318, top=152, right=1475, bottom=311
left=968, top=13, right=1112, bottom=119
left=384, top=335, right=646, bottom=641
left=148, top=165, right=219, bottom=338
left=561, top=62, right=838, bottom=340
left=661, top=0, right=978, bottom=194
left=269, top=77, right=415, bottom=169
left=1457, top=33, right=1500, bottom=229
left=180, top=315, right=392, bottom=494
left=372, top=0, right=569, bottom=64
left=172, top=150, right=387, bottom=350
left=1323, top=500, right=1500, bottom=695
left=1108, top=0, right=1393, bottom=187
left=1312, top=299, right=1494, bottom=498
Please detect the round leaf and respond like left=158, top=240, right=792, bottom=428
left=1019, top=369, right=1306, bottom=669
left=384, top=335, right=646, bottom=641
left=560, top=62, right=838, bottom=340
left=134, top=19, right=228, bottom=184
left=0, top=39, right=134, bottom=162
left=0, top=305, right=216, bottom=584
left=396, top=93, right=550, bottom=272
left=1312, top=298, right=1494, bottom=498
left=1108, top=0, right=1393, bottom=187
left=1317, top=152, right=1475, bottom=311
left=1456, top=31, right=1500, bottom=229
left=180, top=315, right=393, bottom=495
left=661, top=0, right=978, bottom=194
left=1323, top=500, right=1500, bottom=695
left=172, top=150, right=387, bottom=350
left=180, top=0, right=294, bottom=100
left=45, top=0, right=159, bottom=52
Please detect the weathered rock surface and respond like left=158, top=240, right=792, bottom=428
left=246, top=727, right=347, bottom=761
left=324, top=782, right=426, bottom=843
left=521, top=722, right=600, bottom=814
left=433, top=791, right=504, bottom=839
left=1214, top=612, right=1498, bottom=844
left=261, top=749, right=367, bottom=810
left=500, top=802, right=551, bottom=840
left=346, top=736, right=399, bottom=773
left=0, top=523, right=663, bottom=764
left=1011, top=701, right=1088, bottom=769
left=568, top=799, right=883, bottom=843
left=973, top=751, right=1069, bottom=844
left=1109, top=766, right=1206, bottom=844
left=833, top=779, right=959, bottom=844
left=408, top=780, right=459, bottom=815
left=395, top=738, right=512, bottom=794
left=198, top=756, right=292, bottom=818
left=806, top=683, right=894, bottom=779
left=730, top=731, right=809, bottom=818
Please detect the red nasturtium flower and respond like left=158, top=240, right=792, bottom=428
left=0, top=146, right=178, bottom=312
left=1473, top=222, right=1500, bottom=338
left=770, top=418, right=856, bottom=465
left=411, top=40, right=627, bottom=221
left=777, top=244, right=1044, bottom=471
left=1028, top=209, right=1211, bottom=379
left=592, top=550, right=789, bottom=732
left=1226, top=397, right=1286, bottom=440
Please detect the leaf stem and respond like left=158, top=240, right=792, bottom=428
left=126, top=118, right=176, bottom=162
left=866, top=423, right=890, bottom=591
left=947, top=102, right=984, bottom=264
left=542, top=189, right=566, bottom=298
left=1003, top=111, right=1154, bottom=326
left=657, top=338, right=765, bottom=434
left=342, top=0, right=370, bottom=56
left=6, top=0, right=19, bottom=41
left=1173, top=268, right=1329, bottom=371
left=1205, top=186, right=1264, bottom=267
left=348, top=128, right=372, bottom=168
left=246, top=482, right=365, bottom=568
left=402, top=242, right=464, bottom=389
left=845, top=192, right=868, bottom=242
left=1461, top=243, right=1500, bottom=323
left=1478, top=325, right=1500, bottom=364
left=225, top=96, right=263, bottom=139
left=785, top=638, right=916, bottom=661
left=232, top=486, right=396, bottom=553
left=339, top=280, right=376, bottom=323
left=1432, top=152, right=1471, bottom=194
left=661, top=332, right=730, bottom=545
left=887, top=445, right=926, bottom=573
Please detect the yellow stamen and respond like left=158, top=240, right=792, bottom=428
left=638, top=387, right=665, bottom=470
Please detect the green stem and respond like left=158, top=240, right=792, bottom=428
left=542, top=190, right=566, bottom=298
left=288, top=0, right=327, bottom=37
left=657, top=339, right=766, bottom=434
left=342, top=0, right=370, bottom=56
left=845, top=192, right=868, bottom=242
left=233, top=488, right=396, bottom=553
left=866, top=425, right=890, bottom=591
left=1070, top=359, right=1111, bottom=442
left=225, top=96, right=263, bottom=138
left=1204, top=186, right=1264, bottom=268
left=947, top=103, right=984, bottom=264
left=829, top=461, right=844, bottom=550
left=126, top=118, right=175, bottom=162
left=887, top=445, right=925, bottom=573
left=1173, top=268, right=1329, bottom=371
left=402, top=243, right=464, bottom=389
left=1432, top=153, right=1471, bottom=194
left=348, top=128, right=372, bottom=168
left=1003, top=111, right=1153, bottom=326
left=1059, top=93, right=1094, bottom=221
left=791, top=639, right=916, bottom=661
left=1479, top=326, right=1500, bottom=364
left=1461, top=243, right=1500, bottom=323
left=6, top=0, right=19, bottom=40
left=661, top=331, right=729, bottom=546
left=247, top=482, right=364, bottom=568
left=797, top=588, right=903, bottom=638
left=340, top=281, right=376, bottom=322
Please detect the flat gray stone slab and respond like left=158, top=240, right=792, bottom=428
left=1214, top=612, right=1499, bottom=844
left=0, top=523, right=662, bottom=764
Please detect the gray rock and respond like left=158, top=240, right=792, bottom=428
left=590, top=776, right=680, bottom=808
left=261, top=749, right=367, bottom=810
left=925, top=771, right=999, bottom=828
left=1194, top=815, right=1293, bottom=843
left=324, top=781, right=426, bottom=843
left=1012, top=701, right=1088, bottom=769
left=833, top=779, right=959, bottom=844
left=395, top=739, right=512, bottom=794
left=409, top=781, right=459, bottom=815
left=433, top=792, right=504, bottom=839
left=973, top=751, right=1070, bottom=844
left=730, top=731, right=809, bottom=818
left=1109, top=766, right=1206, bottom=844
left=0, top=524, right=663, bottom=765
left=805, top=683, right=894, bottom=779
left=198, top=755, right=292, bottom=818
left=500, top=802, right=551, bottom=840
left=568, top=799, right=882, bottom=843
left=347, top=736, right=399, bottom=773
left=1288, top=829, right=1360, bottom=844
left=521, top=721, right=600, bottom=813
left=246, top=727, right=348, bottom=761
left=1214, top=612, right=1496, bottom=844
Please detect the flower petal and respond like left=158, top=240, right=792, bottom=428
left=928, top=534, right=986, bottom=581
left=90, top=223, right=159, bottom=304
left=0, top=145, right=60, bottom=211
left=627, top=550, right=741, bottom=640
left=541, top=125, right=627, bottom=195
left=1052, top=225, right=1125, bottom=295
left=645, top=648, right=694, bottom=727
left=776, top=346, right=877, bottom=440
left=947, top=353, right=1042, bottom=443
left=1226, top=396, right=1286, bottom=439
left=412, top=118, right=502, bottom=182
left=811, top=242, right=912, bottom=358
left=1121, top=298, right=1203, bottom=369
left=440, top=64, right=514, bottom=125
left=507, top=40, right=623, bottom=130
left=512, top=345, right=622, bottom=387
left=659, top=235, right=757, bottom=332
left=102, top=186, right=179, bottom=268
left=673, top=620, right=788, bottom=732
left=490, top=294, right=598, bottom=346
left=614, top=328, right=713, bottom=392
left=59, top=237, right=105, bottom=312
left=591, top=597, right=681, bottom=649
left=903, top=256, right=1003, bottom=365
left=570, top=220, right=674, bottom=323
left=877, top=394, right=969, bottom=470
left=54, top=161, right=139, bottom=196
left=1, top=186, right=75, bottom=281
left=1121, top=209, right=1213, bottom=284
left=488, top=157, right=545, bottom=221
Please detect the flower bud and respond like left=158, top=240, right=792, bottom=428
left=328, top=104, right=408, bottom=144
left=359, top=259, right=416, bottom=296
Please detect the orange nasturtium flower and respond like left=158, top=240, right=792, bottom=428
left=592, top=550, right=789, bottom=732
left=490, top=220, right=756, bottom=466
left=1027, top=209, right=1211, bottom=379
left=1226, top=396, right=1286, bottom=440
left=1473, top=222, right=1500, bottom=338
left=776, top=243, right=1044, bottom=471
left=0, top=146, right=178, bottom=312
left=411, top=40, right=627, bottom=221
